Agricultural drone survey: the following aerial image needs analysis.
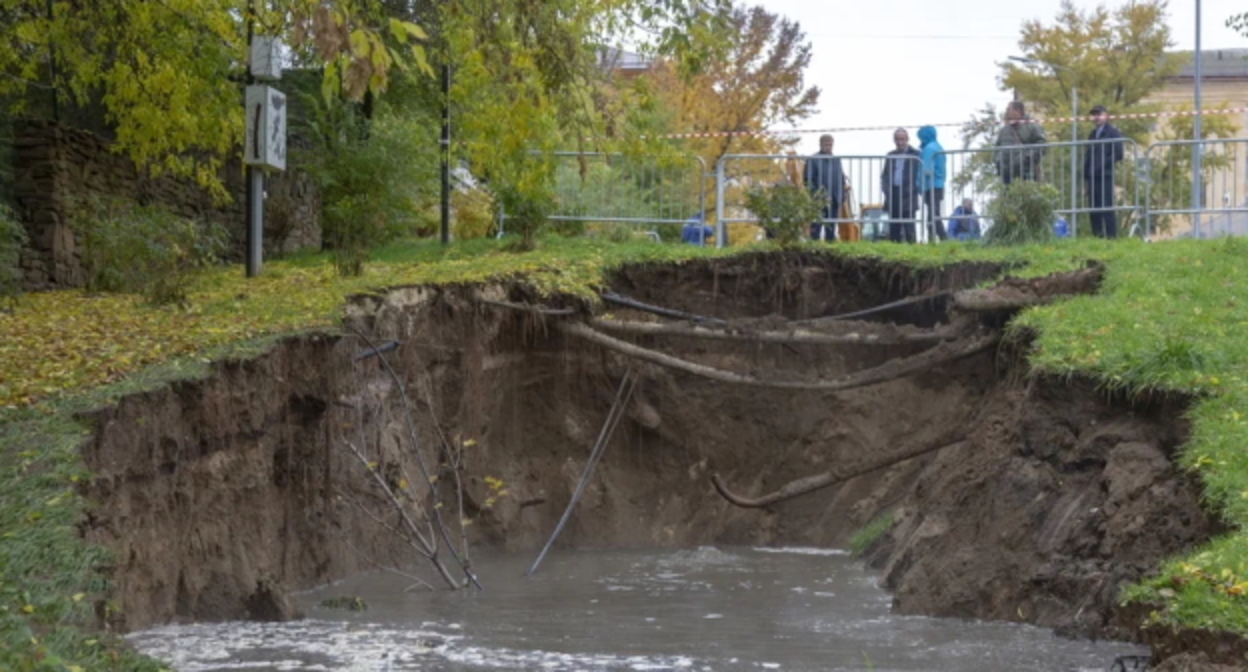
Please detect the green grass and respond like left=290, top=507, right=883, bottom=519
left=848, top=512, right=895, bottom=557
left=6, top=233, right=1248, bottom=669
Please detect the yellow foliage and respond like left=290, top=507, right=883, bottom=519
left=451, top=189, right=496, bottom=241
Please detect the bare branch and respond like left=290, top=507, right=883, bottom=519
left=712, top=434, right=968, bottom=508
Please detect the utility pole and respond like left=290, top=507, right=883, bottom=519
left=1193, top=0, right=1204, bottom=236
left=245, top=0, right=259, bottom=277
left=440, top=64, right=450, bottom=246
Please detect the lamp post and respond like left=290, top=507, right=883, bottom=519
left=1009, top=56, right=1078, bottom=235
left=1193, top=0, right=1203, bottom=236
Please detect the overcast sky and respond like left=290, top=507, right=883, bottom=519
left=754, top=0, right=1246, bottom=157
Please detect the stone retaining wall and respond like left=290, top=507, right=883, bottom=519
left=10, top=119, right=319, bottom=289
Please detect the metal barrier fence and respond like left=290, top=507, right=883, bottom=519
left=936, top=138, right=1145, bottom=239
left=714, top=153, right=926, bottom=246
left=501, top=139, right=1248, bottom=246
left=498, top=152, right=708, bottom=240
left=1145, top=138, right=1248, bottom=238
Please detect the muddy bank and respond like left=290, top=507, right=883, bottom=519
left=76, top=252, right=1218, bottom=668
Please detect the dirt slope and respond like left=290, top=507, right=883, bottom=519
left=76, top=254, right=1214, bottom=663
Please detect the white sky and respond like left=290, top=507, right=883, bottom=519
left=756, top=0, right=1246, bottom=157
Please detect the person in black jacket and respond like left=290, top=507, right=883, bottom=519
left=803, top=134, right=846, bottom=241
left=881, top=128, right=921, bottom=243
left=1083, top=105, right=1125, bottom=238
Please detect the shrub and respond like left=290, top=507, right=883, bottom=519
left=848, top=512, right=894, bottom=557
left=548, top=218, right=587, bottom=238
left=68, top=196, right=227, bottom=305
left=0, top=204, right=27, bottom=310
left=298, top=98, right=438, bottom=275
left=985, top=181, right=1060, bottom=246
left=494, top=182, right=555, bottom=251
left=451, top=187, right=496, bottom=240
left=744, top=184, right=823, bottom=247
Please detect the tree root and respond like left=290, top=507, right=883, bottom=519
left=800, top=291, right=951, bottom=323
left=951, top=265, right=1103, bottom=312
left=588, top=317, right=958, bottom=346
left=711, top=432, right=969, bottom=509
left=478, top=298, right=576, bottom=315
left=558, top=321, right=998, bottom=391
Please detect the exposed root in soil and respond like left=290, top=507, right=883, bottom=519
left=588, top=317, right=960, bottom=346
left=558, top=321, right=1000, bottom=391
left=800, top=291, right=951, bottom=322
left=711, top=433, right=969, bottom=509
left=477, top=298, right=577, bottom=316
left=951, top=264, right=1103, bottom=312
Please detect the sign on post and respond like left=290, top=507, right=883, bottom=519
left=244, top=85, right=287, bottom=172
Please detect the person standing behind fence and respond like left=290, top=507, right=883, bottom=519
left=882, top=128, right=921, bottom=243
left=1083, top=105, right=1125, bottom=238
left=918, top=125, right=947, bottom=241
left=803, top=134, right=845, bottom=241
left=994, top=101, right=1047, bottom=185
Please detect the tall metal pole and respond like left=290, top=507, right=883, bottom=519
left=1193, top=0, right=1203, bottom=236
left=245, top=0, right=260, bottom=278
left=46, top=0, right=59, bottom=121
left=1071, top=86, right=1078, bottom=238
left=440, top=64, right=451, bottom=246
left=715, top=158, right=726, bottom=248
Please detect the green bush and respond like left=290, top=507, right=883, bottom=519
left=451, top=187, right=496, bottom=240
left=494, top=182, right=555, bottom=251
left=0, top=204, right=27, bottom=310
left=68, top=196, right=227, bottom=305
left=744, top=184, right=823, bottom=247
left=985, top=181, right=1060, bottom=246
left=548, top=217, right=587, bottom=238
left=848, top=512, right=894, bottom=557
left=298, top=98, right=438, bottom=275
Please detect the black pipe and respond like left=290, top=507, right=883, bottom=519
left=811, top=291, right=951, bottom=322
left=600, top=292, right=726, bottom=325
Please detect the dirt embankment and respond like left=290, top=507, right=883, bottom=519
left=77, top=252, right=1220, bottom=668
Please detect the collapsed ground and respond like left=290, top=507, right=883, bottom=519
left=71, top=253, right=1215, bottom=669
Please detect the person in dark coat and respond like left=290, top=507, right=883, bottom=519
left=1083, top=104, right=1125, bottom=238
left=881, top=128, right=921, bottom=243
left=803, top=134, right=846, bottom=241
left=994, top=101, right=1047, bottom=185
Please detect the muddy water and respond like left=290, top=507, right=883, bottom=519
left=129, top=547, right=1147, bottom=671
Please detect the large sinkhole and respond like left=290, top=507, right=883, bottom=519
left=79, top=252, right=1213, bottom=669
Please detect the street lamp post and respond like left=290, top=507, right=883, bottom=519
left=1193, top=0, right=1203, bottom=236
left=1009, top=56, right=1078, bottom=236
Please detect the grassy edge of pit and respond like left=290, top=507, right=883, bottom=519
left=2, top=234, right=1247, bottom=668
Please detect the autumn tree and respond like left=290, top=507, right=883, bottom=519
left=440, top=0, right=732, bottom=247
left=958, top=0, right=1232, bottom=234
left=641, top=3, right=820, bottom=168
left=0, top=1, right=431, bottom=196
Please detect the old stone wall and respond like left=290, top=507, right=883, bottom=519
left=10, top=118, right=320, bottom=290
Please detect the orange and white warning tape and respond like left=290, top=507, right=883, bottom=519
left=657, top=106, right=1248, bottom=140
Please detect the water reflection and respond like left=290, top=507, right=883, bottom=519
left=129, top=547, right=1147, bottom=671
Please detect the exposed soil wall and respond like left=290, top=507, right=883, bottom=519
left=77, top=253, right=1217, bottom=667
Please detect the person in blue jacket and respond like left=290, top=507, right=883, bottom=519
left=948, top=198, right=981, bottom=240
left=680, top=211, right=714, bottom=245
left=918, top=125, right=947, bottom=241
